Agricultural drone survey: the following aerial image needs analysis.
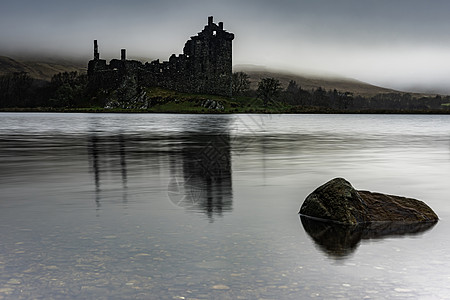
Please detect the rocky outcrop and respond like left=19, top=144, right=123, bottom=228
left=299, top=178, right=438, bottom=225
left=201, top=99, right=224, bottom=110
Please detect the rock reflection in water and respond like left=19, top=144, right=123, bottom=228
left=300, top=215, right=437, bottom=259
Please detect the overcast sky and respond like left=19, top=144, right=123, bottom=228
left=2, top=0, right=450, bottom=93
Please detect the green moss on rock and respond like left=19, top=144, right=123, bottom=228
left=300, top=178, right=438, bottom=224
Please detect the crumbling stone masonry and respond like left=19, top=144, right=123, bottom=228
left=87, top=16, right=234, bottom=97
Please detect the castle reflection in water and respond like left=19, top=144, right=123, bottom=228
left=88, top=128, right=232, bottom=221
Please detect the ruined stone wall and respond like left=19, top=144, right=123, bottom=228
left=182, top=17, right=234, bottom=96
left=87, top=17, right=234, bottom=97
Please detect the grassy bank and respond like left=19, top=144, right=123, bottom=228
left=3, top=107, right=450, bottom=114
left=2, top=87, right=450, bottom=114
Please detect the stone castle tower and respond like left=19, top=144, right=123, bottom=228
left=183, top=16, right=234, bottom=96
left=87, top=17, right=234, bottom=97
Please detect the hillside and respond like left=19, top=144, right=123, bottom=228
left=234, top=65, right=399, bottom=97
left=0, top=56, right=429, bottom=97
left=1, top=56, right=448, bottom=112
left=0, top=56, right=86, bottom=82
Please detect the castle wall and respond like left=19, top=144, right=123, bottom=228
left=87, top=17, right=234, bottom=97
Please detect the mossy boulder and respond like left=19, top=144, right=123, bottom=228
left=299, top=178, right=438, bottom=225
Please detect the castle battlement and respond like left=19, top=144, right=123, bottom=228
left=87, top=16, right=234, bottom=97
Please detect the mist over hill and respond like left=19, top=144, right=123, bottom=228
left=0, top=56, right=444, bottom=97
left=0, top=56, right=85, bottom=82
left=234, top=65, right=400, bottom=97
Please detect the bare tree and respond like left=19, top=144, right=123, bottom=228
left=232, top=72, right=251, bottom=95
left=257, top=77, right=281, bottom=106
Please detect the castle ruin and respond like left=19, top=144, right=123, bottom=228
left=88, top=16, right=234, bottom=97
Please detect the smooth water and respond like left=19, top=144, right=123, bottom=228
left=1, top=113, right=450, bottom=299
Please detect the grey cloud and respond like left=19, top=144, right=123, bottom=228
left=1, top=0, right=450, bottom=93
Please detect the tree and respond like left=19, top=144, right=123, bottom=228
left=48, top=71, right=88, bottom=107
left=335, top=91, right=353, bottom=110
left=0, top=72, right=34, bottom=108
left=257, top=77, right=281, bottom=106
left=232, top=72, right=250, bottom=95
left=283, top=80, right=301, bottom=105
left=286, top=80, right=299, bottom=94
left=311, top=87, right=328, bottom=107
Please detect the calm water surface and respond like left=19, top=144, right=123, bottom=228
left=1, top=113, right=450, bottom=299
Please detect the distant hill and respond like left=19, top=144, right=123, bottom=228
left=0, top=56, right=86, bottom=82
left=0, top=56, right=428, bottom=97
left=234, top=65, right=400, bottom=97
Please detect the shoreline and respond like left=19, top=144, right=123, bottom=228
left=2, top=107, right=450, bottom=114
